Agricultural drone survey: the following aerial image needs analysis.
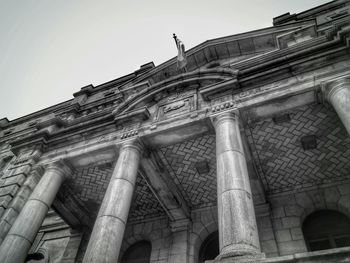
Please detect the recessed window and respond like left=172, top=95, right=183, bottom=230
left=301, top=135, right=317, bottom=150
left=121, top=240, right=151, bottom=263
left=302, top=210, right=350, bottom=251
left=272, top=113, right=291, bottom=124
left=199, top=231, right=219, bottom=263
left=195, top=160, right=210, bottom=174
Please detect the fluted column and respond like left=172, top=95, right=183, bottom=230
left=0, top=161, right=71, bottom=263
left=323, top=77, right=350, bottom=135
left=213, top=112, right=260, bottom=260
left=83, top=140, right=143, bottom=263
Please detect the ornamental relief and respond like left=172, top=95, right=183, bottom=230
left=210, top=84, right=281, bottom=113
left=153, top=91, right=197, bottom=122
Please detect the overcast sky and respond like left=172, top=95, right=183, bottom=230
left=0, top=0, right=330, bottom=120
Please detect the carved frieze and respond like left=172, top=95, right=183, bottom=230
left=210, top=84, right=280, bottom=114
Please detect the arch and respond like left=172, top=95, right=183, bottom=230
left=302, top=209, right=350, bottom=251
left=190, top=216, right=218, bottom=263
left=121, top=240, right=152, bottom=263
left=298, top=193, right=350, bottom=227
left=114, top=68, right=237, bottom=115
left=198, top=231, right=219, bottom=263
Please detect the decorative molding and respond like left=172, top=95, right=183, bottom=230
left=200, top=76, right=239, bottom=101
left=321, top=75, right=350, bottom=102
left=152, top=91, right=197, bottom=124
left=113, top=106, right=150, bottom=126
left=121, top=129, right=139, bottom=139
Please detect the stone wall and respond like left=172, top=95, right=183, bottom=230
left=117, top=207, right=218, bottom=263
left=117, top=206, right=276, bottom=263
left=269, top=181, right=350, bottom=256
left=0, top=149, right=42, bottom=244
left=257, top=207, right=279, bottom=258
left=120, top=217, right=172, bottom=263
left=99, top=180, right=350, bottom=263
left=29, top=210, right=83, bottom=263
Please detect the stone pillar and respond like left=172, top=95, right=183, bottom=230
left=0, top=161, right=71, bottom=263
left=83, top=141, right=143, bottom=263
left=213, top=112, right=261, bottom=260
left=323, top=77, right=350, bottom=135
left=169, top=219, right=191, bottom=263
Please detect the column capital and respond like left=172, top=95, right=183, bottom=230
left=120, top=138, right=144, bottom=155
left=45, top=159, right=73, bottom=179
left=211, top=110, right=239, bottom=128
left=321, top=76, right=350, bottom=102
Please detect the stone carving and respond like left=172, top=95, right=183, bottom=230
left=159, top=91, right=194, bottom=104
left=121, top=129, right=139, bottom=139
left=163, top=101, right=185, bottom=113
left=211, top=85, right=282, bottom=113
left=152, top=91, right=197, bottom=124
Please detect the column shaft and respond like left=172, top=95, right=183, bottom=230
left=326, top=81, right=350, bottom=135
left=0, top=161, right=70, bottom=263
left=214, top=112, right=260, bottom=259
left=83, top=142, right=142, bottom=263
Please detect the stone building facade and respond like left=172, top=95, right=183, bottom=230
left=1, top=0, right=350, bottom=262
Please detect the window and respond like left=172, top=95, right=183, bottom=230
left=199, top=231, right=219, bottom=263
left=121, top=240, right=151, bottom=263
left=302, top=210, right=350, bottom=251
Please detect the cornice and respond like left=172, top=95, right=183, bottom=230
left=7, top=114, right=65, bottom=155
left=200, top=78, right=239, bottom=101
left=2, top=100, right=73, bottom=128
left=237, top=18, right=350, bottom=77
left=113, top=107, right=150, bottom=125
left=118, top=21, right=315, bottom=89
left=9, top=131, right=50, bottom=155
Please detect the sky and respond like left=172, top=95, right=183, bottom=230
left=0, top=0, right=330, bottom=121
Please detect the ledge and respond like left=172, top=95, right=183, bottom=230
left=199, top=78, right=239, bottom=101
left=263, top=247, right=350, bottom=262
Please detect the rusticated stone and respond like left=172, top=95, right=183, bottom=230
left=0, top=160, right=72, bottom=263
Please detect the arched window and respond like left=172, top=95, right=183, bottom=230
left=199, top=231, right=219, bottom=263
left=302, top=210, right=350, bottom=251
left=121, top=240, right=152, bottom=263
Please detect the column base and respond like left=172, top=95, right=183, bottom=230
left=219, top=244, right=261, bottom=258
left=214, top=253, right=265, bottom=263
left=215, top=244, right=265, bottom=263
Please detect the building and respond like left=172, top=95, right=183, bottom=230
left=0, top=0, right=350, bottom=262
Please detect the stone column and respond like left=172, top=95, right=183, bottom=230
left=0, top=161, right=71, bottom=263
left=213, top=112, right=261, bottom=260
left=83, top=141, right=143, bottom=263
left=323, top=77, right=350, bottom=135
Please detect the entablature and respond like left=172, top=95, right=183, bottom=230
left=3, top=62, right=350, bottom=162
